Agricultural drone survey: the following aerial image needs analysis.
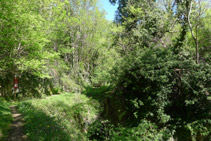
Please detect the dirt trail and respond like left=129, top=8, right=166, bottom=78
left=7, top=106, right=26, bottom=141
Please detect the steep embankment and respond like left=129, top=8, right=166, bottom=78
left=17, top=93, right=101, bottom=140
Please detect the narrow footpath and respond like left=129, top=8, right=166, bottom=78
left=7, top=106, right=26, bottom=141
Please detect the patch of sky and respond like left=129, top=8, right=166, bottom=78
left=98, top=0, right=118, bottom=21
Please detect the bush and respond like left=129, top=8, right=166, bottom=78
left=112, top=47, right=176, bottom=124
left=109, top=47, right=211, bottom=140
left=88, top=119, right=172, bottom=141
left=83, top=86, right=112, bottom=101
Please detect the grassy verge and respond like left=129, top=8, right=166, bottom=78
left=0, top=97, right=12, bottom=140
left=17, top=93, right=101, bottom=141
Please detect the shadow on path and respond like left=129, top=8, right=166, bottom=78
left=7, top=106, right=26, bottom=141
left=17, top=102, right=80, bottom=141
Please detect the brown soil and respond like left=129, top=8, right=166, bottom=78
left=7, top=106, right=26, bottom=141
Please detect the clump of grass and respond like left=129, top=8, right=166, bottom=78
left=0, top=97, right=12, bottom=140
left=17, top=93, right=101, bottom=140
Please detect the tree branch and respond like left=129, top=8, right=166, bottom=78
left=187, top=1, right=196, bottom=41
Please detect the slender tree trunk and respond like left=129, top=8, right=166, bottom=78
left=187, top=1, right=200, bottom=64
left=195, top=26, right=199, bottom=64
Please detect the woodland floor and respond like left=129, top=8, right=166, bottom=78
left=7, top=106, right=26, bottom=141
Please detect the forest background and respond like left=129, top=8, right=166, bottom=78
left=0, top=0, right=211, bottom=140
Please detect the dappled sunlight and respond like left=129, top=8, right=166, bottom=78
left=17, top=93, right=101, bottom=140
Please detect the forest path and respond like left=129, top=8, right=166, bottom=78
left=7, top=106, right=26, bottom=141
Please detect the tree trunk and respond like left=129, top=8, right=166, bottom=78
left=195, top=26, right=199, bottom=64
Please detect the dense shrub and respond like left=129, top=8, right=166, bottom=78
left=83, top=86, right=112, bottom=101
left=109, top=47, right=211, bottom=140
left=88, top=119, right=172, bottom=140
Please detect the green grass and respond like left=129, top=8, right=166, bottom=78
left=0, top=97, right=12, bottom=140
left=17, top=93, right=101, bottom=141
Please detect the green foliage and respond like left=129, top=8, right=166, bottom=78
left=105, top=1, right=211, bottom=140
left=185, top=120, right=211, bottom=141
left=187, top=9, right=211, bottom=58
left=110, top=120, right=171, bottom=141
left=48, top=0, right=111, bottom=89
left=92, top=48, right=120, bottom=85
left=88, top=119, right=171, bottom=140
left=112, top=47, right=176, bottom=124
left=109, top=46, right=211, bottom=139
left=0, top=0, right=111, bottom=97
left=170, top=60, right=211, bottom=140
left=0, top=98, right=12, bottom=140
left=0, top=0, right=210, bottom=140
left=83, top=86, right=112, bottom=101
left=0, top=0, right=57, bottom=77
left=17, top=93, right=101, bottom=140
left=88, top=120, right=113, bottom=140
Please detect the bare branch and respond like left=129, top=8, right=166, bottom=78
left=17, top=42, right=21, bottom=51
left=170, top=18, right=178, bottom=30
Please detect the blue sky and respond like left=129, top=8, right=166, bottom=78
left=99, top=0, right=118, bottom=21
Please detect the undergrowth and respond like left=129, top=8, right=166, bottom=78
left=0, top=97, right=12, bottom=140
left=17, top=93, right=101, bottom=141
